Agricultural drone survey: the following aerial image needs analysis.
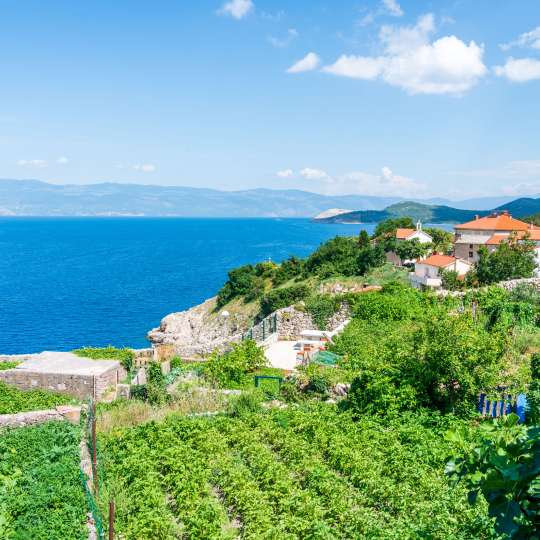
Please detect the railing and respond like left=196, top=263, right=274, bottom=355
left=243, top=313, right=278, bottom=343
left=477, top=393, right=527, bottom=422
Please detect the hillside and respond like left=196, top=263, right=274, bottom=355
left=0, top=178, right=529, bottom=217
left=317, top=197, right=540, bottom=224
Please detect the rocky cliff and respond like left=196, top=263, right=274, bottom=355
left=147, top=297, right=253, bottom=358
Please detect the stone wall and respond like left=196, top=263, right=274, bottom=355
left=0, top=365, right=125, bottom=400
left=275, top=302, right=351, bottom=340
left=499, top=277, right=540, bottom=292
left=0, top=405, right=81, bottom=428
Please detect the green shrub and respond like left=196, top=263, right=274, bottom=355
left=170, top=356, right=183, bottom=370
left=260, top=284, right=310, bottom=316
left=216, top=264, right=258, bottom=307
left=527, top=352, right=540, bottom=424
left=0, top=382, right=75, bottom=414
left=146, top=361, right=168, bottom=405
left=74, top=345, right=134, bottom=371
left=0, top=361, right=19, bottom=370
left=305, top=294, right=343, bottom=330
left=228, top=390, right=264, bottom=417
left=204, top=340, right=267, bottom=387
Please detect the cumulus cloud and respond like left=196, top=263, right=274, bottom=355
left=133, top=164, right=156, bottom=172
left=501, top=26, right=540, bottom=51
left=268, top=28, right=298, bottom=48
left=276, top=169, right=293, bottom=178
left=323, top=14, right=487, bottom=95
left=287, top=52, right=320, bottom=73
left=494, top=57, right=540, bottom=82
left=300, top=167, right=330, bottom=180
left=382, top=0, right=403, bottom=17
left=218, top=0, right=253, bottom=20
left=17, top=159, right=48, bottom=168
left=56, top=156, right=69, bottom=165
left=340, top=166, right=426, bottom=197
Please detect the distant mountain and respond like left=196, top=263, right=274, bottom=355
left=0, top=179, right=403, bottom=217
left=0, top=178, right=535, bottom=218
left=316, top=198, right=540, bottom=224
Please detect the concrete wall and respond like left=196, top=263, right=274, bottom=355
left=0, top=364, right=125, bottom=400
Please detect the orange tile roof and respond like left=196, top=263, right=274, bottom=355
left=487, top=230, right=540, bottom=244
left=455, top=213, right=530, bottom=231
left=419, top=254, right=457, bottom=268
left=395, top=228, right=416, bottom=239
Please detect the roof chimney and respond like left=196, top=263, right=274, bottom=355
left=475, top=214, right=480, bottom=220
left=502, top=210, right=509, bottom=216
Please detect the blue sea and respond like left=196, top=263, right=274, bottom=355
left=0, top=218, right=375, bottom=354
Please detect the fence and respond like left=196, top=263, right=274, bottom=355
left=477, top=393, right=527, bottom=422
left=83, top=399, right=114, bottom=539
left=243, top=313, right=278, bottom=343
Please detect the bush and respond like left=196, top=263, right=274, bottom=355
left=170, top=356, right=183, bottom=370
left=527, top=352, right=540, bottom=424
left=204, top=340, right=267, bottom=387
left=74, top=345, right=134, bottom=372
left=260, top=284, right=310, bottom=316
left=441, top=269, right=464, bottom=291
left=217, top=264, right=258, bottom=307
left=228, top=390, right=264, bottom=417
left=0, top=381, right=75, bottom=414
left=304, top=294, right=343, bottom=330
left=304, top=236, right=360, bottom=277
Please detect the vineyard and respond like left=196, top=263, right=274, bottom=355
left=0, top=422, right=88, bottom=540
left=98, top=405, right=495, bottom=540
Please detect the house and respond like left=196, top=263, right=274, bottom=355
left=386, top=222, right=433, bottom=266
left=454, top=211, right=536, bottom=264
left=409, top=254, right=472, bottom=289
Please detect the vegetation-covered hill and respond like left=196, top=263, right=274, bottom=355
left=316, top=197, right=540, bottom=224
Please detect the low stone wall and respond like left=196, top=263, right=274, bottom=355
left=275, top=303, right=351, bottom=340
left=0, top=365, right=125, bottom=400
left=0, top=405, right=82, bottom=428
left=499, top=277, right=540, bottom=291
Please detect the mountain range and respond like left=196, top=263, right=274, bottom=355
left=314, top=199, right=540, bottom=224
left=0, top=179, right=534, bottom=218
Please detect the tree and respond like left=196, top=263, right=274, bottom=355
left=446, top=414, right=540, bottom=539
left=476, top=234, right=537, bottom=285
left=440, top=269, right=464, bottom=291
left=395, top=239, right=430, bottom=262
left=358, top=230, right=370, bottom=248
left=357, top=244, right=386, bottom=275
left=425, top=227, right=454, bottom=254
left=374, top=217, right=415, bottom=238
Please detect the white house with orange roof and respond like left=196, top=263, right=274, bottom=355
left=410, top=254, right=473, bottom=289
left=454, top=210, right=537, bottom=264
left=386, top=222, right=433, bottom=266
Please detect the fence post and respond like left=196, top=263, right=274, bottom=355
left=109, top=500, right=115, bottom=540
left=91, top=400, right=98, bottom=495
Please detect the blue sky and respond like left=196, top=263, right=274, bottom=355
left=2, top=0, right=540, bottom=199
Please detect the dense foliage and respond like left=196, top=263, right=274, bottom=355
left=74, top=345, right=134, bottom=371
left=0, top=422, right=87, bottom=539
left=0, top=361, right=19, bottom=371
left=0, top=381, right=74, bottom=414
left=260, top=284, right=310, bottom=316
left=99, top=405, right=495, bottom=540
left=446, top=414, right=540, bottom=539
left=474, top=235, right=536, bottom=285
left=204, top=340, right=267, bottom=388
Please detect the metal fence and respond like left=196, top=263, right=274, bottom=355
left=477, top=393, right=527, bottom=422
left=243, top=313, right=278, bottom=342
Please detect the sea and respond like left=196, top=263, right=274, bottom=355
left=0, top=218, right=377, bottom=354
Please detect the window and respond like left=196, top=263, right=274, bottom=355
left=469, top=244, right=473, bottom=249
left=469, top=251, right=474, bottom=258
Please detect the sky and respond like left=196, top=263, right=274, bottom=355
left=2, top=0, right=540, bottom=200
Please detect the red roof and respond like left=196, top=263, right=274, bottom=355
left=486, top=234, right=508, bottom=245
left=487, top=230, right=540, bottom=244
left=455, top=212, right=530, bottom=231
left=395, top=228, right=416, bottom=239
left=419, top=254, right=460, bottom=268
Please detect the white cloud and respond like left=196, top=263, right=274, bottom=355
left=133, top=163, right=156, bottom=172
left=17, top=159, right=48, bottom=168
left=300, top=167, right=330, bottom=180
left=382, top=0, right=403, bottom=17
left=340, top=166, right=426, bottom=197
left=268, top=28, right=298, bottom=48
left=501, top=26, right=540, bottom=51
left=494, top=57, right=540, bottom=82
left=276, top=169, right=293, bottom=178
left=218, top=0, right=253, bottom=20
left=287, top=52, right=320, bottom=73
left=56, top=156, right=69, bottom=165
left=323, top=14, right=487, bottom=95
